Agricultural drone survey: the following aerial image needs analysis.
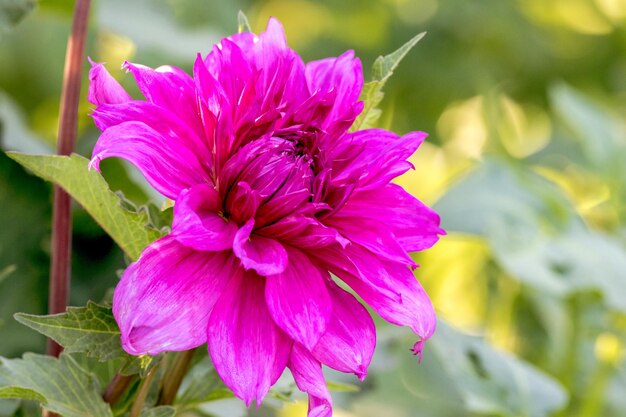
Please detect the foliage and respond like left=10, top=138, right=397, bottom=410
left=0, top=1, right=625, bottom=417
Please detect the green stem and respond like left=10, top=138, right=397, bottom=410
left=578, top=362, right=615, bottom=417
left=129, top=366, right=158, bottom=417
left=47, top=0, right=91, bottom=358
left=158, top=349, right=196, bottom=405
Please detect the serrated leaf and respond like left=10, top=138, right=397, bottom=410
left=0, top=0, right=36, bottom=30
left=14, top=302, right=123, bottom=361
left=13, top=302, right=157, bottom=376
left=140, top=406, right=176, bottom=417
left=237, top=10, right=251, bottom=33
left=351, top=32, right=425, bottom=131
left=7, top=153, right=163, bottom=260
left=0, top=353, right=113, bottom=417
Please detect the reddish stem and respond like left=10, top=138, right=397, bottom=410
left=47, top=0, right=91, bottom=358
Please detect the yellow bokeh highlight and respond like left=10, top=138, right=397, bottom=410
left=594, top=0, right=626, bottom=23
left=520, top=0, right=613, bottom=35
left=595, top=333, right=623, bottom=365
left=534, top=165, right=616, bottom=229
left=417, top=236, right=490, bottom=329
left=279, top=400, right=357, bottom=417
left=254, top=0, right=389, bottom=50
left=254, top=0, right=332, bottom=50
left=96, top=30, right=137, bottom=67
left=395, top=141, right=474, bottom=205
left=496, top=97, right=551, bottom=158
left=437, top=96, right=487, bottom=160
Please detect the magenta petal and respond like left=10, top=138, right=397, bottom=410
left=208, top=271, right=292, bottom=407
left=89, top=121, right=209, bottom=199
left=172, top=184, right=238, bottom=251
left=233, top=219, right=288, bottom=276
left=265, top=248, right=332, bottom=350
left=289, top=344, right=332, bottom=417
left=113, top=236, right=235, bottom=355
left=330, top=129, right=427, bottom=190
left=340, top=262, right=436, bottom=341
left=312, top=281, right=375, bottom=380
left=87, top=60, right=131, bottom=106
left=324, top=213, right=415, bottom=267
left=336, top=183, right=444, bottom=252
left=314, top=243, right=436, bottom=340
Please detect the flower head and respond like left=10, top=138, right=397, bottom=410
left=89, top=18, right=444, bottom=416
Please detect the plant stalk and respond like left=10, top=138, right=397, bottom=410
left=158, top=349, right=196, bottom=405
left=129, top=366, right=158, bottom=417
left=103, top=373, right=134, bottom=405
left=47, top=0, right=91, bottom=357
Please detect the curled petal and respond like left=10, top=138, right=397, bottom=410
left=258, top=215, right=348, bottom=249
left=208, top=271, right=292, bottom=407
left=289, top=344, right=332, bottom=417
left=113, top=236, right=235, bottom=355
left=265, top=248, right=332, bottom=349
left=305, top=50, right=363, bottom=132
left=90, top=121, right=209, bottom=199
left=87, top=60, right=131, bottom=106
left=172, top=184, right=238, bottom=251
left=91, top=100, right=212, bottom=166
left=334, top=183, right=444, bottom=252
left=329, top=129, right=427, bottom=190
left=233, top=219, right=288, bottom=276
left=315, top=244, right=436, bottom=341
left=312, top=281, right=375, bottom=380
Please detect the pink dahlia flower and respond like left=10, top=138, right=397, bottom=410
left=88, top=18, right=444, bottom=416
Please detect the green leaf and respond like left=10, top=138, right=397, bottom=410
left=0, top=353, right=113, bottom=417
left=430, top=321, right=568, bottom=417
left=140, top=406, right=176, bottom=417
left=7, top=153, right=163, bottom=260
left=14, top=302, right=123, bottom=361
left=13, top=302, right=157, bottom=376
left=0, top=0, right=36, bottom=30
left=237, top=10, right=251, bottom=33
left=435, top=159, right=626, bottom=311
left=176, top=357, right=231, bottom=408
left=351, top=32, right=426, bottom=131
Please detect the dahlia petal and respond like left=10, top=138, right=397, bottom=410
left=87, top=60, right=131, bottom=105
left=208, top=271, right=291, bottom=407
left=258, top=215, right=347, bottom=249
left=339, top=259, right=436, bottom=341
left=335, top=183, right=444, bottom=252
left=89, top=121, right=209, bottom=199
left=330, top=129, right=427, bottom=190
left=113, top=236, right=235, bottom=355
left=289, top=344, right=332, bottom=417
left=172, top=184, right=238, bottom=251
left=324, top=214, right=416, bottom=266
left=312, top=281, right=375, bottom=380
left=265, top=248, right=332, bottom=349
left=122, top=61, right=204, bottom=135
left=226, top=182, right=262, bottom=224
left=91, top=100, right=212, bottom=166
left=233, top=219, right=288, bottom=276
left=314, top=243, right=436, bottom=340
left=305, top=50, right=363, bottom=131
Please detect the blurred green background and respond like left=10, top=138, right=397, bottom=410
left=1, top=0, right=625, bottom=416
